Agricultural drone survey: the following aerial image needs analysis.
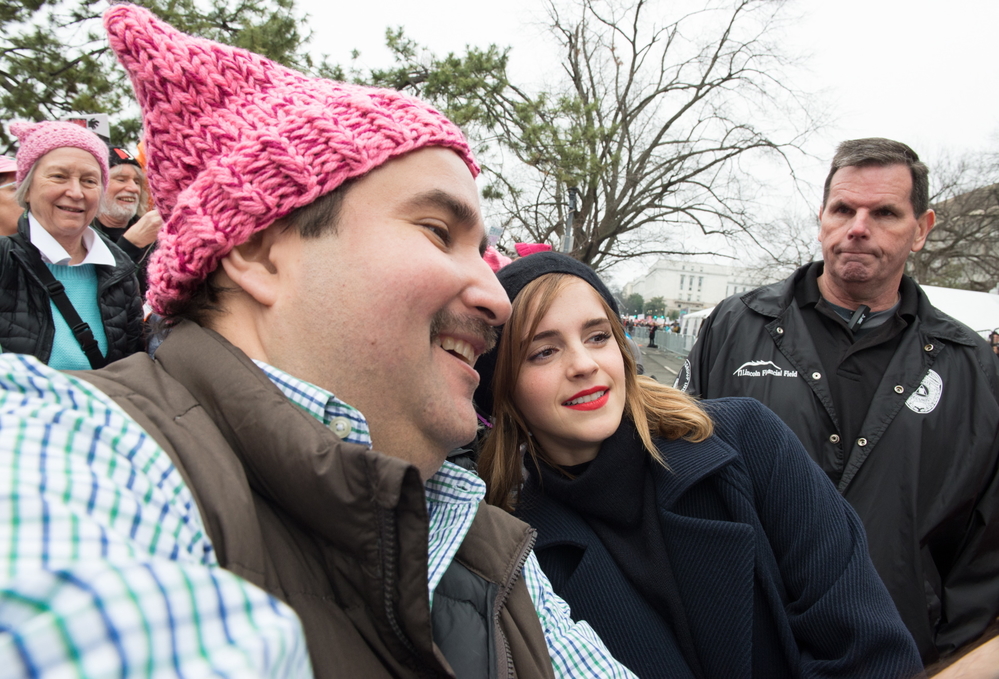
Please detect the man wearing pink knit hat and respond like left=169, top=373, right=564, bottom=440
left=0, top=5, right=634, bottom=678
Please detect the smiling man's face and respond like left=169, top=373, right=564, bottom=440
left=266, top=147, right=511, bottom=477
left=100, top=164, right=142, bottom=226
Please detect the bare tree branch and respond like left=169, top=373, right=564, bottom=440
left=908, top=152, right=999, bottom=291
left=470, top=0, right=816, bottom=271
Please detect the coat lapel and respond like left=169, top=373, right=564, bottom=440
left=654, top=436, right=756, bottom=677
left=524, top=434, right=759, bottom=677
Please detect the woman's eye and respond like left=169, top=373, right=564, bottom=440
left=588, top=331, right=611, bottom=344
left=528, top=346, right=556, bottom=362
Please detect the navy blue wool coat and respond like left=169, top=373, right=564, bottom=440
left=515, top=398, right=923, bottom=679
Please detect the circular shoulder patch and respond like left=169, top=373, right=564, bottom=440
left=674, top=358, right=691, bottom=392
left=905, top=369, right=943, bottom=414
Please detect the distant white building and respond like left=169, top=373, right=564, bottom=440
left=623, top=259, right=767, bottom=313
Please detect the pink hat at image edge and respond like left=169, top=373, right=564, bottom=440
left=0, top=156, right=16, bottom=175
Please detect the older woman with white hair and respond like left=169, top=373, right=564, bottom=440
left=0, top=121, right=143, bottom=368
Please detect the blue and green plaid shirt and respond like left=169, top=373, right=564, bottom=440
left=0, top=354, right=633, bottom=678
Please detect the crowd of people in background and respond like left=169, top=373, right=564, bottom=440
left=0, top=132, right=164, bottom=367
left=0, top=3, right=997, bottom=678
left=0, top=123, right=144, bottom=369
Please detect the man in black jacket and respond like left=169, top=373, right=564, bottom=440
left=677, top=137, right=999, bottom=665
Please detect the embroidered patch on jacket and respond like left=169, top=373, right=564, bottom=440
left=905, top=369, right=943, bottom=414
left=674, top=359, right=691, bottom=392
left=732, top=360, right=798, bottom=378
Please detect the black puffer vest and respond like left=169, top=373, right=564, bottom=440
left=0, top=215, right=144, bottom=364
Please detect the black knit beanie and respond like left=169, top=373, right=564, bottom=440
left=475, top=251, right=618, bottom=417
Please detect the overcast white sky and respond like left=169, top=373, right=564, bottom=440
left=301, top=0, right=999, bottom=278
left=305, top=0, right=999, bottom=158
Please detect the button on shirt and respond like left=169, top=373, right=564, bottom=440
left=0, top=353, right=633, bottom=678
left=794, top=264, right=915, bottom=483
left=253, top=360, right=371, bottom=446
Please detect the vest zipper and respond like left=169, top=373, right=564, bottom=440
left=493, top=527, right=537, bottom=679
left=378, top=504, right=440, bottom=677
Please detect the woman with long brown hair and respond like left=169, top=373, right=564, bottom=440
left=476, top=252, right=922, bottom=678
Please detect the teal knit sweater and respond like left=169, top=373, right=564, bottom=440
left=45, top=263, right=108, bottom=370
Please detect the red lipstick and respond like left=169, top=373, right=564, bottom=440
left=563, top=386, right=610, bottom=411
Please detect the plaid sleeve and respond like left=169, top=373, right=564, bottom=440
left=521, top=551, right=637, bottom=678
left=0, top=354, right=312, bottom=677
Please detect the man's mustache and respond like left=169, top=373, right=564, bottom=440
left=430, top=310, right=498, bottom=355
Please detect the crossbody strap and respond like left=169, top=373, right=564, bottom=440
left=11, top=232, right=106, bottom=369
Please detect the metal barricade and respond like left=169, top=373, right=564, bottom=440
left=660, top=331, right=696, bottom=357
left=625, top=325, right=696, bottom=357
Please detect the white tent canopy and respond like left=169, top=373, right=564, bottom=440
left=921, top=286, right=999, bottom=339
left=680, top=306, right=715, bottom=337
left=678, top=286, right=999, bottom=341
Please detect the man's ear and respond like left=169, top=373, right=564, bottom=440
left=911, top=209, right=935, bottom=252
left=219, top=222, right=291, bottom=307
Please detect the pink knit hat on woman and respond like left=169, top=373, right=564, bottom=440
left=9, top=121, right=110, bottom=188
left=103, top=4, right=478, bottom=316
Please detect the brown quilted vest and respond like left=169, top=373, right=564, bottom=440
left=74, top=321, right=555, bottom=679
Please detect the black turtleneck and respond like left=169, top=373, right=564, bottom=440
left=530, top=421, right=704, bottom=678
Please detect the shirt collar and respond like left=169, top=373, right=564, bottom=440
left=252, top=359, right=372, bottom=447
left=250, top=361, right=485, bottom=503
left=796, top=261, right=824, bottom=308
left=28, top=212, right=116, bottom=266
left=897, top=274, right=920, bottom=319
left=425, top=460, right=486, bottom=505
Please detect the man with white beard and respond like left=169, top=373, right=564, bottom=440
left=93, top=146, right=162, bottom=293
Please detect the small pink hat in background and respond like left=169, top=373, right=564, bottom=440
left=104, top=3, right=479, bottom=316
left=484, top=242, right=555, bottom=272
left=8, top=121, right=109, bottom=188
left=0, top=156, right=17, bottom=175
left=483, top=246, right=513, bottom=273
left=515, top=243, right=553, bottom=257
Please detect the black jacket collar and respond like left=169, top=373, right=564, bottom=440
left=741, top=262, right=980, bottom=348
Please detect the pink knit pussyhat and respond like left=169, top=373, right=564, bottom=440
left=483, top=246, right=513, bottom=273
left=514, top=242, right=552, bottom=257
left=104, top=4, right=479, bottom=316
left=9, top=121, right=110, bottom=189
